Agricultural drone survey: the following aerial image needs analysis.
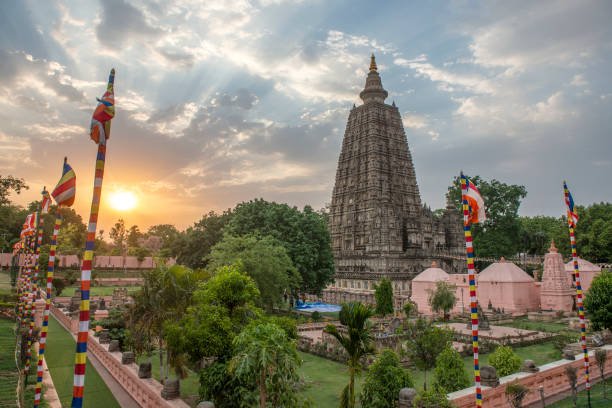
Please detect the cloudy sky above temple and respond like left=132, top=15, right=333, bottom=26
left=1, top=0, right=611, bottom=231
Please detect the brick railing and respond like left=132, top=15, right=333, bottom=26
left=449, top=346, right=612, bottom=407
left=50, top=306, right=189, bottom=408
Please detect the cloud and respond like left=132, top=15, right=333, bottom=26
left=96, top=0, right=162, bottom=48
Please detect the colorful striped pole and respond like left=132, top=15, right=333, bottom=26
left=24, top=213, right=44, bottom=380
left=72, top=69, right=115, bottom=408
left=564, top=182, right=590, bottom=407
left=461, top=175, right=482, bottom=407
left=33, top=212, right=62, bottom=407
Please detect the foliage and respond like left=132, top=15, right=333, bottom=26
left=489, top=346, right=521, bottom=376
left=412, top=385, right=454, bottom=408
left=225, top=199, right=334, bottom=294
left=208, top=234, right=300, bottom=310
left=52, top=278, right=66, bottom=296
left=448, top=174, right=527, bottom=258
left=584, top=270, right=612, bottom=330
left=565, top=365, right=578, bottom=407
left=325, top=302, right=374, bottom=408
left=199, top=361, right=254, bottom=408
left=98, top=308, right=129, bottom=349
left=433, top=346, right=471, bottom=393
left=311, top=311, right=322, bottom=322
left=594, top=349, right=607, bottom=399
left=176, top=210, right=232, bottom=269
left=360, top=349, right=413, bottom=408
left=427, top=281, right=457, bottom=319
left=109, top=218, right=126, bottom=254
left=403, top=318, right=452, bottom=389
left=519, top=216, right=563, bottom=255
left=146, top=224, right=181, bottom=257
left=127, top=264, right=202, bottom=381
left=374, top=278, right=394, bottom=317
left=403, top=302, right=416, bottom=318
left=56, top=214, right=87, bottom=258
left=505, top=381, right=529, bottom=408
left=230, top=322, right=302, bottom=408
left=0, top=175, right=28, bottom=206
left=127, top=224, right=142, bottom=248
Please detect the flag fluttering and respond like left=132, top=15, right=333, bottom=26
left=72, top=68, right=116, bottom=408
left=460, top=173, right=486, bottom=407
left=41, top=188, right=51, bottom=214
left=563, top=181, right=579, bottom=227
left=563, top=181, right=591, bottom=401
left=51, top=158, right=76, bottom=207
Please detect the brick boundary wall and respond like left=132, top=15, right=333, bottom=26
left=449, top=346, right=612, bottom=407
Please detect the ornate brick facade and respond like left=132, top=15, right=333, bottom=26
left=324, top=56, right=463, bottom=305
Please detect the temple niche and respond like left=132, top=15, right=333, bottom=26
left=321, top=55, right=464, bottom=308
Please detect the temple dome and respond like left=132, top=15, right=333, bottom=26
left=359, top=54, right=388, bottom=104
left=564, top=258, right=601, bottom=272
left=479, top=258, right=534, bottom=283
left=413, top=261, right=449, bottom=282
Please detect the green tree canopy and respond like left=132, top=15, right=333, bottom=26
left=176, top=210, right=232, bottom=269
left=433, top=346, right=471, bottom=393
left=427, top=281, right=457, bottom=320
left=208, top=234, right=300, bottom=310
left=403, top=318, right=452, bottom=389
left=225, top=199, right=334, bottom=294
left=360, top=349, right=413, bottom=408
left=230, top=322, right=302, bottom=408
left=584, top=270, right=612, bottom=331
left=489, top=345, right=521, bottom=377
left=448, top=175, right=527, bottom=258
left=0, top=175, right=28, bottom=206
left=374, top=278, right=394, bottom=317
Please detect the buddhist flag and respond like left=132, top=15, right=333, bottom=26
left=41, top=189, right=51, bottom=214
left=51, top=158, right=76, bottom=207
left=90, top=69, right=115, bottom=144
left=23, top=212, right=38, bottom=235
left=461, top=174, right=486, bottom=225
left=563, top=181, right=579, bottom=227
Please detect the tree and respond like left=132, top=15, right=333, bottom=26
left=208, top=234, right=301, bottom=310
left=584, top=270, right=612, bottom=331
left=595, top=349, right=607, bottom=399
left=433, top=346, right=471, bottom=393
left=127, top=224, right=142, bottom=248
left=176, top=210, right=232, bottom=269
left=447, top=175, right=527, bottom=258
left=146, top=224, right=180, bottom=256
left=109, top=218, right=126, bottom=255
left=230, top=322, right=302, bottom=408
left=489, top=346, right=521, bottom=377
left=519, top=216, right=564, bottom=255
left=324, top=302, right=374, bottom=408
left=225, top=199, right=335, bottom=294
left=0, top=175, right=28, bottom=206
left=374, top=278, right=394, bottom=317
left=403, top=301, right=416, bottom=319
left=403, top=318, right=452, bottom=389
left=427, top=281, right=457, bottom=320
left=360, top=349, right=413, bottom=408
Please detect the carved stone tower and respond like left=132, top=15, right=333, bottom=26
left=540, top=241, right=574, bottom=312
left=324, top=55, right=463, bottom=306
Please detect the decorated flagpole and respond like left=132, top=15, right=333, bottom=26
left=460, top=173, right=488, bottom=406
left=563, top=181, right=591, bottom=407
left=71, top=69, right=115, bottom=408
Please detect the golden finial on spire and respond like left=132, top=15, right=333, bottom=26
left=369, top=53, right=377, bottom=71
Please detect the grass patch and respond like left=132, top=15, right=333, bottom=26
left=499, top=317, right=578, bottom=334
left=549, top=378, right=611, bottom=407
left=61, top=286, right=141, bottom=297
left=0, top=318, right=19, bottom=407
left=298, top=351, right=364, bottom=407
left=45, top=315, right=121, bottom=408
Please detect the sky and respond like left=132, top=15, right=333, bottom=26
left=0, top=0, right=611, bottom=233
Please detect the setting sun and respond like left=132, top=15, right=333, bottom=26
left=108, top=190, right=138, bottom=211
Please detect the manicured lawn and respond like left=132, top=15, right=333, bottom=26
left=61, top=286, right=140, bottom=297
left=45, top=316, right=120, bottom=408
left=298, top=351, right=364, bottom=407
left=137, top=351, right=200, bottom=403
left=0, top=318, right=19, bottom=407
left=499, top=317, right=578, bottom=334
left=549, top=378, right=611, bottom=407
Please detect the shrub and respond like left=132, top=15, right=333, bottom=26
left=433, top=347, right=471, bottom=392
left=360, top=349, right=413, bottom=408
left=412, top=385, right=453, bottom=408
left=489, top=345, right=521, bottom=377
left=311, top=311, right=322, bottom=322
left=52, top=278, right=66, bottom=296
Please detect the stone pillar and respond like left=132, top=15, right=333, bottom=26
left=398, top=388, right=416, bottom=408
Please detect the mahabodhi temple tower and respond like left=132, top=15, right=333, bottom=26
left=322, top=55, right=464, bottom=308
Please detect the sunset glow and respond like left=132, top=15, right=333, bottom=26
left=108, top=191, right=138, bottom=211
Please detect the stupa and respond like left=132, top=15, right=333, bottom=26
left=540, top=241, right=574, bottom=312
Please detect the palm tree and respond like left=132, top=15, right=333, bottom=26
left=230, top=322, right=301, bottom=408
left=324, top=301, right=374, bottom=408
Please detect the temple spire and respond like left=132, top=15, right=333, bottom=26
left=369, top=53, right=377, bottom=71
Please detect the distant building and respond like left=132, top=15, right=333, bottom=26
left=322, top=55, right=463, bottom=307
